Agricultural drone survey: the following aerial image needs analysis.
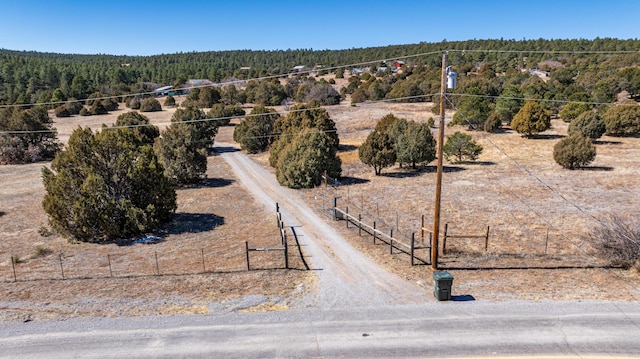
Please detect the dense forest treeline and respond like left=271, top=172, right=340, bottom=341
left=1, top=38, right=640, bottom=106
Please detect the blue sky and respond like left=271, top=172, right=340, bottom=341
left=1, top=0, right=638, bottom=56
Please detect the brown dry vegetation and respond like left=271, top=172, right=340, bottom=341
left=1, top=92, right=639, bottom=321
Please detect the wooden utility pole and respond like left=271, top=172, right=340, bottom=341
left=432, top=52, right=448, bottom=269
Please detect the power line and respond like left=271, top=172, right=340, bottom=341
left=2, top=46, right=638, bottom=110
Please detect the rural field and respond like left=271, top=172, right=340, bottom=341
left=1, top=90, right=639, bottom=321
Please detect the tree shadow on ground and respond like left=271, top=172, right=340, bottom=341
left=383, top=165, right=465, bottom=178
left=337, top=176, right=369, bottom=185
left=531, top=134, right=565, bottom=140
left=191, top=177, right=234, bottom=188
left=594, top=140, right=622, bottom=145
left=164, top=213, right=225, bottom=235
left=212, top=146, right=239, bottom=154
left=580, top=166, right=614, bottom=172
left=0, top=211, right=5, bottom=218
left=457, top=161, right=495, bottom=166
left=338, top=144, right=358, bottom=152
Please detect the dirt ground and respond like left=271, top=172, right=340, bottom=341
left=1, top=94, right=639, bottom=321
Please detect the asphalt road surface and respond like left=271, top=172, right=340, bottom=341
left=1, top=301, right=639, bottom=358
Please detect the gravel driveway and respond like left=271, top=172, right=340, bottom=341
left=218, top=143, right=428, bottom=309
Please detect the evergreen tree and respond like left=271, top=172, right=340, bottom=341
left=359, top=130, right=396, bottom=175
left=395, top=121, right=436, bottom=169
left=602, top=102, right=640, bottom=136
left=154, top=122, right=208, bottom=186
left=233, top=106, right=278, bottom=153
left=140, top=97, right=162, bottom=112
left=568, top=111, right=605, bottom=140
left=511, top=101, right=551, bottom=137
left=494, top=85, right=524, bottom=124
left=443, top=131, right=483, bottom=163
left=42, top=127, right=176, bottom=242
left=115, top=111, right=159, bottom=145
left=559, top=102, right=592, bottom=123
left=450, top=87, right=492, bottom=130
left=275, top=130, right=341, bottom=189
left=0, top=106, right=61, bottom=164
left=553, top=134, right=596, bottom=169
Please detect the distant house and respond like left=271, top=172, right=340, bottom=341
left=392, top=60, right=405, bottom=69
left=351, top=68, right=364, bottom=75
left=152, top=85, right=174, bottom=97
left=291, top=65, right=309, bottom=72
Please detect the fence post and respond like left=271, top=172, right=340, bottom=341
left=443, top=223, right=449, bottom=255
left=108, top=254, right=113, bottom=278
left=284, top=233, right=289, bottom=269
left=245, top=241, right=250, bottom=271
left=411, top=233, right=415, bottom=266
left=201, top=248, right=206, bottom=273
left=59, top=253, right=65, bottom=280
left=154, top=251, right=160, bottom=275
left=389, top=229, right=394, bottom=254
left=333, top=197, right=338, bottom=221
left=373, top=221, right=376, bottom=244
left=276, top=202, right=279, bottom=213
left=358, top=214, right=362, bottom=236
left=11, top=255, right=17, bottom=282
left=421, top=215, right=425, bottom=242
left=346, top=207, right=349, bottom=228
left=485, top=225, right=491, bottom=252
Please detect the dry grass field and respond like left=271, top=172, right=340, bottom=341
left=1, top=89, right=639, bottom=321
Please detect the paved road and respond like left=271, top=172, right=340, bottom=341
left=1, top=301, right=639, bottom=358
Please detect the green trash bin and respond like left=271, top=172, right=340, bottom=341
left=433, top=271, right=454, bottom=301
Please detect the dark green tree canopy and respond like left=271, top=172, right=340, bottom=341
left=395, top=121, right=436, bottom=169
left=0, top=106, right=61, bottom=164
left=154, top=122, right=208, bottom=186
left=233, top=106, right=279, bottom=154
left=553, top=134, right=596, bottom=170
left=602, top=102, right=640, bottom=136
left=270, top=104, right=338, bottom=167
left=568, top=111, right=605, bottom=140
left=494, top=85, right=524, bottom=124
left=559, top=102, right=592, bottom=123
left=275, top=130, right=342, bottom=189
left=140, top=97, right=162, bottom=112
left=358, top=130, right=396, bottom=175
left=443, top=131, right=483, bottom=163
left=115, top=111, right=159, bottom=145
left=451, top=86, right=492, bottom=130
left=42, top=127, right=176, bottom=242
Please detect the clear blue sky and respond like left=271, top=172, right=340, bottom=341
left=1, top=0, right=638, bottom=56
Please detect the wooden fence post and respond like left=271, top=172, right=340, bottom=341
left=107, top=254, right=113, bottom=277
left=358, top=214, right=362, bottom=236
left=59, top=253, right=65, bottom=280
left=201, top=248, right=206, bottom=273
left=373, top=222, right=376, bottom=244
left=245, top=241, right=250, bottom=271
left=346, top=207, right=349, bottom=228
left=154, top=251, right=160, bottom=276
left=283, top=233, right=289, bottom=269
left=411, top=233, right=415, bottom=266
left=485, top=225, right=491, bottom=252
left=11, top=255, right=17, bottom=282
left=390, top=229, right=394, bottom=254
left=421, top=215, right=424, bottom=242
left=333, top=197, right=338, bottom=221
left=443, top=223, right=449, bottom=255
